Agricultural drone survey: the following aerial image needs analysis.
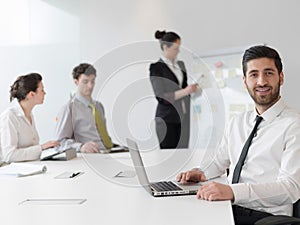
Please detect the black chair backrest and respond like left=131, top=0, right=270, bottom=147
left=293, top=199, right=300, bottom=218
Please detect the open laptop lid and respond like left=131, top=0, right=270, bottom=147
left=126, top=138, right=152, bottom=195
left=127, top=138, right=201, bottom=197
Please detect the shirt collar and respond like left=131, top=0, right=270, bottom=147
left=160, top=55, right=178, bottom=67
left=252, top=97, right=286, bottom=123
left=75, top=92, right=93, bottom=107
left=13, top=101, right=26, bottom=117
left=12, top=100, right=33, bottom=119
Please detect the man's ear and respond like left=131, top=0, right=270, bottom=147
left=74, top=79, right=78, bottom=85
left=279, top=72, right=284, bottom=86
left=242, top=75, right=246, bottom=87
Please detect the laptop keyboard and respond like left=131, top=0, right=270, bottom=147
left=151, top=181, right=182, bottom=192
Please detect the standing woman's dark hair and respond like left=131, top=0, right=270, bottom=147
left=9, top=73, right=42, bottom=102
left=155, top=30, right=181, bottom=50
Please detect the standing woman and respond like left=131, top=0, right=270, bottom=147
left=0, top=73, right=60, bottom=162
left=150, top=30, right=198, bottom=149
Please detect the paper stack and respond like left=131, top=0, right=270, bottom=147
left=0, top=163, right=47, bottom=177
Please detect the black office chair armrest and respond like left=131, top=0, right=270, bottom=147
left=254, top=215, right=300, bottom=225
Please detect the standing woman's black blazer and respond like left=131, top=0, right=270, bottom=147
left=150, top=59, right=190, bottom=124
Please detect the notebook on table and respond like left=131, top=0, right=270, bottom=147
left=40, top=147, right=76, bottom=161
left=126, top=138, right=201, bottom=197
left=99, top=145, right=129, bottom=154
left=0, top=163, right=47, bottom=177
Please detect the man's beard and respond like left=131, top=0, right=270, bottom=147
left=247, top=82, right=280, bottom=108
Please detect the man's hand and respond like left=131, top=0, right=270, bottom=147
left=177, top=168, right=206, bottom=184
left=197, top=182, right=234, bottom=201
left=80, top=141, right=99, bottom=153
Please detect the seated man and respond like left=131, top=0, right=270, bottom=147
left=177, top=45, right=300, bottom=225
left=55, top=63, right=113, bottom=153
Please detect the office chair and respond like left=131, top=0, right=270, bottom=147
left=255, top=200, right=300, bottom=225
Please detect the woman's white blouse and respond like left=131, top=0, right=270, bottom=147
left=0, top=102, right=42, bottom=162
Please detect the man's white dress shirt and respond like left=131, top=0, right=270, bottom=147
left=201, top=98, right=300, bottom=216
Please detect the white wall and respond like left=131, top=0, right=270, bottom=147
left=1, top=0, right=299, bottom=149
left=80, top=0, right=300, bottom=111
left=0, top=0, right=80, bottom=142
left=80, top=0, right=300, bottom=151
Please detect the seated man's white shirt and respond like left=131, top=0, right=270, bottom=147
left=201, top=98, right=300, bottom=216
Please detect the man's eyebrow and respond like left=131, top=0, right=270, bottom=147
left=248, top=68, right=276, bottom=73
left=264, top=68, right=276, bottom=71
left=248, top=69, right=258, bottom=73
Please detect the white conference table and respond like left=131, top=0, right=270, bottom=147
left=0, top=149, right=234, bottom=225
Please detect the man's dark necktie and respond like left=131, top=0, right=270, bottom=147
left=232, top=116, right=263, bottom=184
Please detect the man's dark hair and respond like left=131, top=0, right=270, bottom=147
left=72, top=63, right=97, bottom=80
left=242, top=45, right=283, bottom=76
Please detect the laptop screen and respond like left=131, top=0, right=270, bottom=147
left=126, top=138, right=152, bottom=194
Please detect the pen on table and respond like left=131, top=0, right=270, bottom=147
left=114, top=171, right=122, bottom=177
left=70, top=172, right=80, bottom=178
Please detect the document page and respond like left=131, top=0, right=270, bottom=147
left=0, top=163, right=47, bottom=177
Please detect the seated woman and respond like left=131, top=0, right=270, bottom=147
left=0, top=73, right=60, bottom=162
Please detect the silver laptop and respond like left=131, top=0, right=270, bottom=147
left=126, top=138, right=201, bottom=197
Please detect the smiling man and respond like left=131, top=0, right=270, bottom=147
left=243, top=56, right=283, bottom=114
left=177, top=45, right=300, bottom=225
left=55, top=63, right=113, bottom=153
